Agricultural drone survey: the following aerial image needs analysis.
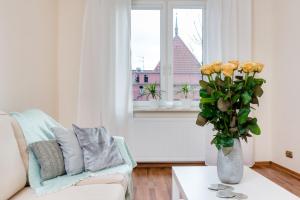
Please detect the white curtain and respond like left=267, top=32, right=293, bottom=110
left=205, top=0, right=254, bottom=166
left=77, top=0, right=132, bottom=137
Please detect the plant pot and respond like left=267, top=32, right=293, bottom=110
left=181, top=99, right=192, bottom=108
left=217, top=139, right=243, bottom=184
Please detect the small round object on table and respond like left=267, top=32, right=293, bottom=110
left=208, top=184, right=234, bottom=191
left=216, top=189, right=236, bottom=198
left=233, top=193, right=248, bottom=199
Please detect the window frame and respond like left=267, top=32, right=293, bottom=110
left=132, top=0, right=207, bottom=109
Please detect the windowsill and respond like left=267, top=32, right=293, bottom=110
left=134, top=106, right=199, bottom=112
left=133, top=105, right=199, bottom=118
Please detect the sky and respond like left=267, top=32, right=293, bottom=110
left=131, top=9, right=203, bottom=70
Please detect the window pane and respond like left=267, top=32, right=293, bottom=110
left=131, top=10, right=161, bottom=101
left=172, top=9, right=202, bottom=101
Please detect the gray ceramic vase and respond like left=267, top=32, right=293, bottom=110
left=217, top=139, right=243, bottom=184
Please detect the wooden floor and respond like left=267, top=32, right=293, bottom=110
left=132, top=166, right=300, bottom=200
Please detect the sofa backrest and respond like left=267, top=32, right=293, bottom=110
left=10, top=116, right=29, bottom=173
left=0, top=112, right=27, bottom=200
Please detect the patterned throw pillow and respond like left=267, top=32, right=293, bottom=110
left=30, top=140, right=65, bottom=181
left=72, top=124, right=124, bottom=172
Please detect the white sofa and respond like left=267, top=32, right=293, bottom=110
left=0, top=112, right=127, bottom=200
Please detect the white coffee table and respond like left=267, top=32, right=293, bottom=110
left=172, top=166, right=299, bottom=200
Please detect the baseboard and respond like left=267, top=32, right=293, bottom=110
left=136, top=161, right=205, bottom=168
left=252, top=161, right=272, bottom=167
left=252, top=161, right=299, bottom=180
left=137, top=161, right=270, bottom=168
left=137, top=161, right=273, bottom=168
left=271, top=162, right=300, bottom=180
left=137, top=161, right=300, bottom=180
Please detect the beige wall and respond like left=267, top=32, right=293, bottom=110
left=252, top=0, right=300, bottom=172
left=252, top=0, right=273, bottom=162
left=0, top=0, right=58, bottom=118
left=271, top=0, right=300, bottom=172
left=57, top=0, right=84, bottom=126
left=1, top=0, right=298, bottom=171
left=55, top=0, right=275, bottom=162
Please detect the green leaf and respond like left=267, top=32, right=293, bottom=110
left=212, top=91, right=223, bottom=99
left=224, top=76, right=231, bottom=83
left=242, top=91, right=252, bottom=105
left=238, top=108, right=250, bottom=124
left=201, top=106, right=216, bottom=118
left=232, top=94, right=240, bottom=103
left=220, top=137, right=234, bottom=148
left=238, top=126, right=249, bottom=135
left=235, top=82, right=244, bottom=91
left=246, top=77, right=256, bottom=89
left=254, top=78, right=266, bottom=86
left=248, top=117, right=257, bottom=124
left=199, top=89, right=209, bottom=98
left=248, top=123, right=261, bottom=135
left=246, top=118, right=261, bottom=135
left=211, top=136, right=218, bottom=145
left=200, top=97, right=216, bottom=104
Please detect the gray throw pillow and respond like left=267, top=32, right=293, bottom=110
left=30, top=140, right=65, bottom=181
left=51, top=127, right=84, bottom=175
left=72, top=124, right=124, bottom=172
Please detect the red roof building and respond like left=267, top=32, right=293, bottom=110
left=132, top=28, right=201, bottom=101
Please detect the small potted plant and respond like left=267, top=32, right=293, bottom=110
left=144, top=82, right=161, bottom=108
left=178, top=83, right=192, bottom=107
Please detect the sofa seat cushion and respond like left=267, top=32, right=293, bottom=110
left=76, top=173, right=128, bottom=190
left=0, top=113, right=27, bottom=200
left=10, top=184, right=125, bottom=200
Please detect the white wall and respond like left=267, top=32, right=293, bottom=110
left=271, top=0, right=300, bottom=173
left=129, top=117, right=206, bottom=161
left=56, top=0, right=275, bottom=163
left=0, top=0, right=58, bottom=118
left=129, top=0, right=275, bottom=162
left=2, top=0, right=294, bottom=172
left=57, top=0, right=84, bottom=126
left=1, top=0, right=297, bottom=171
left=252, top=0, right=273, bottom=162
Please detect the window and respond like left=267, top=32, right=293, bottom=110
left=131, top=0, right=205, bottom=105
left=135, top=74, right=140, bottom=83
left=131, top=9, right=161, bottom=101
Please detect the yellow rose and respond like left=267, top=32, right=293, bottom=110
left=222, top=63, right=236, bottom=70
left=221, top=63, right=236, bottom=77
left=228, top=60, right=239, bottom=70
left=241, top=62, right=256, bottom=73
left=200, top=64, right=214, bottom=75
left=211, top=61, right=222, bottom=73
left=254, top=62, right=264, bottom=73
left=222, top=68, right=234, bottom=77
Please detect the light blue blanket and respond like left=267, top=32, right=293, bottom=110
left=11, top=109, right=136, bottom=199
